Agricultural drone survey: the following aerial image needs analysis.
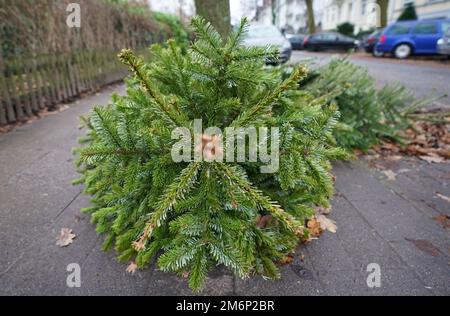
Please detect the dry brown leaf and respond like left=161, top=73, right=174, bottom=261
left=279, top=255, right=294, bottom=265
left=132, top=239, right=146, bottom=251
left=307, top=218, right=321, bottom=237
left=56, top=228, right=76, bottom=247
left=181, top=271, right=190, bottom=279
left=419, top=155, right=445, bottom=163
left=436, top=193, right=450, bottom=203
left=315, top=205, right=332, bottom=215
left=382, top=169, right=397, bottom=181
left=385, top=155, right=403, bottom=162
left=438, top=148, right=450, bottom=159
left=126, top=261, right=138, bottom=275
left=405, top=238, right=440, bottom=257
left=433, top=214, right=450, bottom=229
left=316, top=215, right=337, bottom=233
left=255, top=214, right=273, bottom=228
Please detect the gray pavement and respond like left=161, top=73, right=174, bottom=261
left=0, top=84, right=449, bottom=296
left=290, top=51, right=450, bottom=109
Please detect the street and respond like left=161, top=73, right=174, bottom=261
left=290, top=51, right=450, bottom=108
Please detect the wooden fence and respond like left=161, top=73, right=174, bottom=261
left=0, top=50, right=133, bottom=125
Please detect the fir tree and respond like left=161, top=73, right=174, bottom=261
left=74, top=17, right=345, bottom=291
left=302, top=58, right=419, bottom=151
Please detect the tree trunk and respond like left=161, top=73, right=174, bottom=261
left=305, top=0, right=315, bottom=34
left=194, top=0, right=231, bottom=39
left=376, top=0, right=389, bottom=28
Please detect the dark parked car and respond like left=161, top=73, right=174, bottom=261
left=243, top=24, right=292, bottom=63
left=285, top=33, right=306, bottom=50
left=364, top=29, right=384, bottom=56
left=375, top=19, right=450, bottom=59
left=303, top=32, right=358, bottom=52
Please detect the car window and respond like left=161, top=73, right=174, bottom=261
left=387, top=24, right=410, bottom=35
left=322, top=33, right=338, bottom=40
left=413, top=22, right=437, bottom=35
left=247, top=25, right=282, bottom=38
left=442, top=22, right=450, bottom=36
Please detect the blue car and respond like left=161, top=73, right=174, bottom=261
left=375, top=19, right=450, bottom=59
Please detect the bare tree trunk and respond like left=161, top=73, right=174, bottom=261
left=376, top=0, right=389, bottom=28
left=194, top=0, right=231, bottom=39
left=305, top=0, right=315, bottom=34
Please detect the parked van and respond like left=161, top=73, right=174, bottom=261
left=374, top=19, right=450, bottom=59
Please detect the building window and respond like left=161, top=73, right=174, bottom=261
left=361, top=0, right=367, bottom=16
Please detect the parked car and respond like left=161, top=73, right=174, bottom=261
left=375, top=19, right=450, bottom=59
left=244, top=24, right=292, bottom=63
left=303, top=32, right=358, bottom=52
left=363, top=28, right=384, bottom=56
left=437, top=26, right=450, bottom=57
left=285, top=33, right=306, bottom=50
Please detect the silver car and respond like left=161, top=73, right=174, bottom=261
left=243, top=24, right=292, bottom=64
left=437, top=28, right=450, bottom=57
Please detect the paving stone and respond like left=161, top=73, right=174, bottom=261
left=333, top=161, right=399, bottom=202
left=387, top=240, right=450, bottom=296
left=235, top=255, right=324, bottom=296
left=67, top=238, right=153, bottom=296
left=305, top=231, right=356, bottom=272
left=332, top=198, right=405, bottom=269
left=147, top=266, right=234, bottom=296
left=0, top=194, right=97, bottom=295
left=317, top=268, right=432, bottom=296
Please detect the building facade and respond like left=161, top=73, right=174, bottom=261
left=388, top=0, right=450, bottom=21
left=254, top=0, right=450, bottom=34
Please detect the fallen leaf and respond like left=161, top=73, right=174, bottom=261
left=181, top=271, right=189, bottom=279
left=436, top=193, right=450, bottom=203
left=405, top=238, right=440, bottom=257
left=382, top=169, right=397, bottom=181
left=132, top=239, right=146, bottom=251
left=316, top=215, right=337, bottom=233
left=126, top=261, right=138, bottom=275
left=419, top=155, right=445, bottom=163
left=255, top=214, right=273, bottom=228
left=307, top=218, right=321, bottom=237
left=385, top=155, right=403, bottom=162
left=56, top=228, right=76, bottom=247
left=279, top=255, right=293, bottom=265
left=315, top=205, right=332, bottom=215
left=432, top=214, right=450, bottom=229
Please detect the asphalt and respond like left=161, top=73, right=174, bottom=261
left=0, top=82, right=449, bottom=296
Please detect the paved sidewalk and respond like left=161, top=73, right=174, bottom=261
left=0, top=84, right=449, bottom=296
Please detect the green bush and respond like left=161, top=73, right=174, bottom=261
left=336, top=22, right=355, bottom=37
left=398, top=3, right=418, bottom=21
left=74, top=17, right=345, bottom=291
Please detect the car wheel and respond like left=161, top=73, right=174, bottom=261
left=372, top=47, right=384, bottom=57
left=394, top=44, right=412, bottom=59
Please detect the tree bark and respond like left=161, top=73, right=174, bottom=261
left=305, top=0, right=315, bottom=34
left=376, top=0, right=389, bottom=28
left=194, top=0, right=231, bottom=39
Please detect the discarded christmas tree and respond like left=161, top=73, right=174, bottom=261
left=74, top=17, right=345, bottom=291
